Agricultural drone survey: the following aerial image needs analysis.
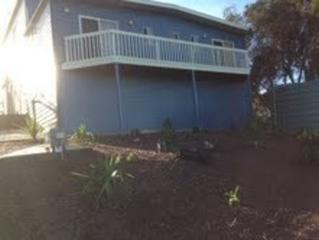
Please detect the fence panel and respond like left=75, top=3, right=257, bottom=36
left=276, top=81, right=319, bottom=131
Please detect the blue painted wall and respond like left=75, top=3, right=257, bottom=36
left=196, top=72, right=250, bottom=131
left=59, top=66, right=121, bottom=134
left=60, top=65, right=249, bottom=134
left=121, top=67, right=196, bottom=131
left=50, top=0, right=246, bottom=64
left=49, top=0, right=250, bottom=134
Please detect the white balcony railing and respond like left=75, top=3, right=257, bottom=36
left=62, top=29, right=250, bottom=74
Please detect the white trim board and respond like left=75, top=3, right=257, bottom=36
left=62, top=56, right=250, bottom=75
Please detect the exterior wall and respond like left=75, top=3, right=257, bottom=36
left=50, top=0, right=250, bottom=134
left=196, top=72, right=250, bottom=131
left=60, top=66, right=121, bottom=134
left=50, top=0, right=247, bottom=65
left=276, top=81, right=319, bottom=132
left=61, top=65, right=250, bottom=134
left=2, top=1, right=57, bottom=115
left=121, top=67, right=196, bottom=132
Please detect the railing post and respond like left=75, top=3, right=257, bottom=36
left=156, top=39, right=161, bottom=60
left=80, top=37, right=85, bottom=60
left=191, top=46, right=195, bottom=64
left=64, top=38, right=69, bottom=62
left=112, top=31, right=117, bottom=56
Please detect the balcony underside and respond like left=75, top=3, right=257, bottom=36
left=62, top=56, right=250, bottom=75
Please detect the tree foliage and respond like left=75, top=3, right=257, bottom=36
left=223, top=1, right=319, bottom=109
left=246, top=0, right=319, bottom=86
left=223, top=5, right=246, bottom=25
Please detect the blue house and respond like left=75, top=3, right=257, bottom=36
left=2, top=0, right=251, bottom=135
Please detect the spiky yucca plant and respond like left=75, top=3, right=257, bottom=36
left=20, top=117, right=44, bottom=142
left=72, top=154, right=133, bottom=206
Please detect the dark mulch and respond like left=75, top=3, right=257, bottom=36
left=0, top=133, right=319, bottom=240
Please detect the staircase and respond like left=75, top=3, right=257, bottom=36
left=31, top=99, right=57, bottom=131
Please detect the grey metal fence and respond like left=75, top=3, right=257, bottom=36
left=276, top=80, right=319, bottom=132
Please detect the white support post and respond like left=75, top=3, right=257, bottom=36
left=114, top=64, right=125, bottom=133
left=191, top=70, right=200, bottom=127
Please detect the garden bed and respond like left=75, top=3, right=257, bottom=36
left=0, top=133, right=319, bottom=239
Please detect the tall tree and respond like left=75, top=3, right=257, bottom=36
left=245, top=0, right=319, bottom=87
left=223, top=0, right=319, bottom=111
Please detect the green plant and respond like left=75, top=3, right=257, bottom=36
left=72, top=154, right=133, bottom=206
left=161, top=118, right=176, bottom=151
left=298, top=129, right=319, bottom=162
left=71, top=124, right=94, bottom=143
left=19, top=117, right=43, bottom=142
left=225, top=186, right=241, bottom=207
left=126, top=152, right=138, bottom=162
left=192, top=126, right=201, bottom=134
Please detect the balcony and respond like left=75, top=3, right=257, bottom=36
left=62, top=29, right=250, bottom=75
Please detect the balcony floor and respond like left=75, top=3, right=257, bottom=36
left=62, top=56, right=250, bottom=75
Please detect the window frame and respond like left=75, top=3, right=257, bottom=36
left=78, top=15, right=119, bottom=34
left=211, top=38, right=235, bottom=48
left=191, top=35, right=199, bottom=42
left=143, top=26, right=153, bottom=35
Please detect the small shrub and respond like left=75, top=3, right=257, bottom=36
left=71, top=124, right=94, bottom=144
left=297, top=129, right=319, bottom=162
left=19, top=117, right=44, bottom=142
left=130, top=129, right=141, bottom=137
left=192, top=126, right=201, bottom=134
left=191, top=127, right=209, bottom=135
left=72, top=154, right=133, bottom=207
left=225, top=186, right=241, bottom=207
left=126, top=152, right=138, bottom=162
left=160, top=118, right=176, bottom=152
left=247, top=115, right=266, bottom=139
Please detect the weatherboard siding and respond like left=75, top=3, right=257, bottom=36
left=50, top=0, right=246, bottom=64
left=50, top=0, right=250, bottom=134
left=276, top=81, right=319, bottom=131
left=60, top=65, right=249, bottom=134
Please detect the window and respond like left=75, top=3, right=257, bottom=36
left=79, top=16, right=118, bottom=34
left=173, top=32, right=180, bottom=40
left=212, top=39, right=234, bottom=48
left=80, top=17, right=99, bottom=33
left=191, top=35, right=199, bottom=42
left=143, top=27, right=153, bottom=35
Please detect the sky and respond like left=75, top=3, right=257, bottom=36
left=156, top=0, right=254, bottom=18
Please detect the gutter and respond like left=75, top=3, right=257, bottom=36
left=2, top=0, right=23, bottom=43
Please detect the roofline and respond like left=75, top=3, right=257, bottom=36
left=25, top=0, right=49, bottom=35
left=2, top=0, right=23, bottom=43
left=124, top=0, right=248, bottom=33
left=2, top=0, right=48, bottom=42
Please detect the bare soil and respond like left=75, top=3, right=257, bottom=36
left=0, top=133, right=319, bottom=240
left=0, top=140, right=35, bottom=156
